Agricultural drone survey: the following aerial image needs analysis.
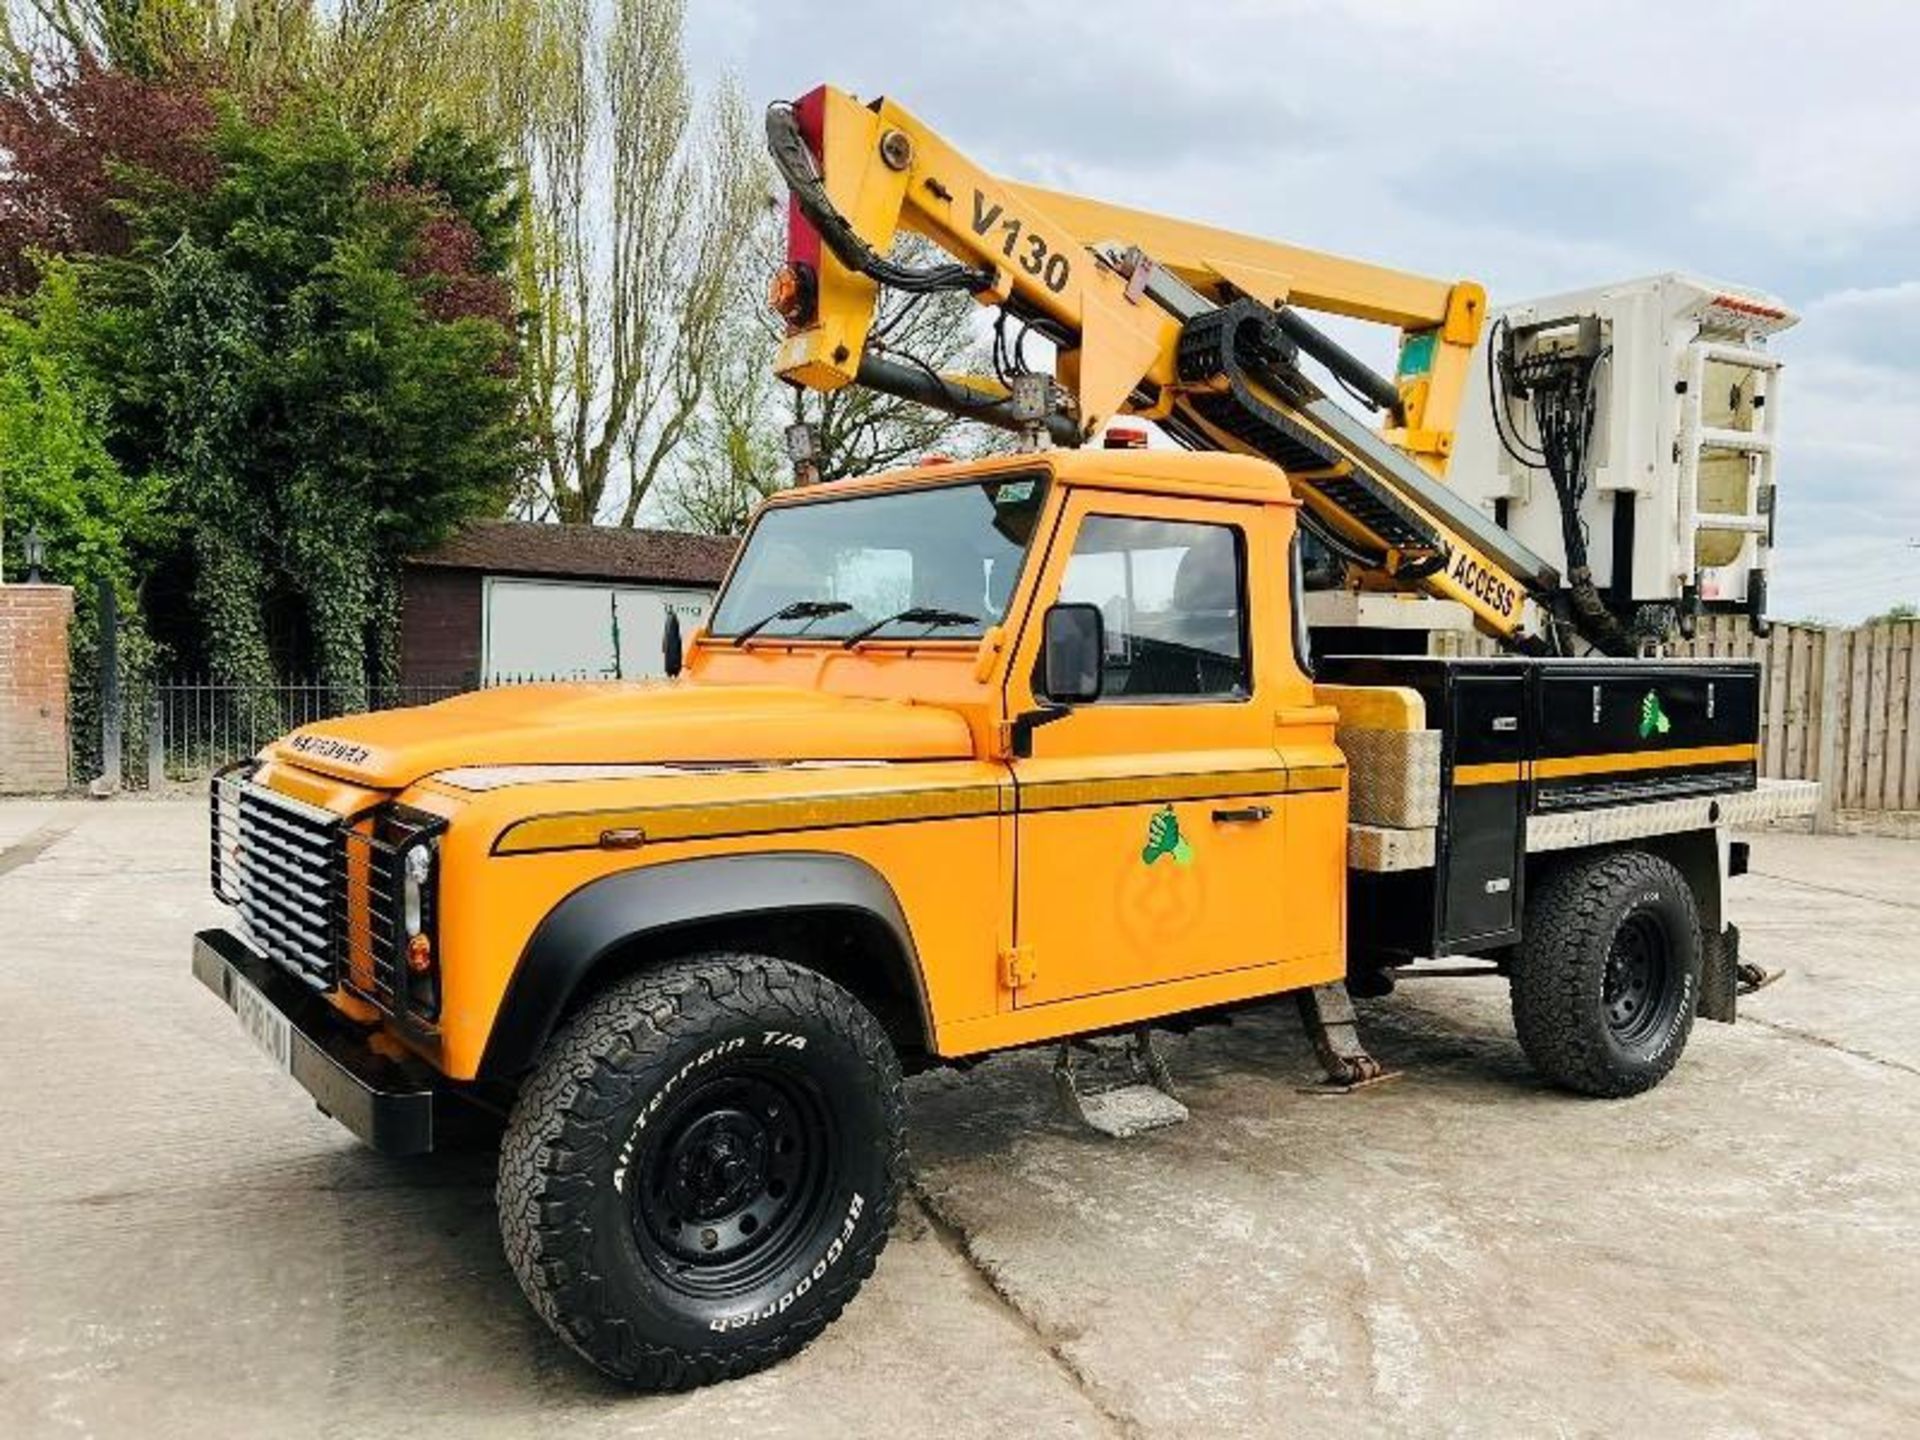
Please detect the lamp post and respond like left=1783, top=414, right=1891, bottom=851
left=24, top=523, right=45, bottom=583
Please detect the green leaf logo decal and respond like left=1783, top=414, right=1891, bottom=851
left=1142, top=805, right=1194, bottom=866
left=1639, top=691, right=1672, bottom=739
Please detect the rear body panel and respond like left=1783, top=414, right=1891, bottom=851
left=1530, top=661, right=1760, bottom=811
left=1321, top=654, right=1761, bottom=961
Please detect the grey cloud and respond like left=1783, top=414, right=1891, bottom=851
left=691, top=0, right=1920, bottom=619
left=1793, top=284, right=1920, bottom=370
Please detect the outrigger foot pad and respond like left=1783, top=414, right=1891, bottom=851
left=1295, top=983, right=1400, bottom=1094
left=1053, top=1027, right=1189, bottom=1138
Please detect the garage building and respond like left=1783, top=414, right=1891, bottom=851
left=400, top=521, right=738, bottom=689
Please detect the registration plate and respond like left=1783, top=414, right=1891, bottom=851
left=232, top=971, right=292, bottom=1072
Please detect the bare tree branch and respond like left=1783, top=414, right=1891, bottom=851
left=657, top=220, right=1008, bottom=534
left=458, top=0, right=764, bottom=526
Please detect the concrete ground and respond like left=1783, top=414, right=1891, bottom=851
left=3, top=801, right=1917, bottom=1439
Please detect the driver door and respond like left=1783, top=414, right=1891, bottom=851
left=1006, top=489, right=1312, bottom=1008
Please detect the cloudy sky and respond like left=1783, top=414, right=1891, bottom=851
left=687, top=1, right=1918, bottom=621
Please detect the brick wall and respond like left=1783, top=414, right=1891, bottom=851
left=0, top=584, right=73, bottom=793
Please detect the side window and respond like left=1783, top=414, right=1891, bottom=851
left=1057, top=516, right=1249, bottom=700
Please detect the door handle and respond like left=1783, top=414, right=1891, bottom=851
left=1211, top=805, right=1273, bottom=824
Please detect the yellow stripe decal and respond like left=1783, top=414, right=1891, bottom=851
left=1453, top=745, right=1758, bottom=788
left=1286, top=764, right=1349, bottom=795
left=1019, top=765, right=1342, bottom=813
left=1455, top=761, right=1523, bottom=786
left=497, top=763, right=1352, bottom=854
left=495, top=783, right=1006, bottom=855
left=1533, top=743, right=1757, bottom=781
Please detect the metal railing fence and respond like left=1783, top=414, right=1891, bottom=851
left=132, top=672, right=599, bottom=788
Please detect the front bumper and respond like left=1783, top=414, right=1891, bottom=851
left=192, top=928, right=439, bottom=1155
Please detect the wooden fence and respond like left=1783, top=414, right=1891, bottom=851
left=1678, top=616, right=1918, bottom=824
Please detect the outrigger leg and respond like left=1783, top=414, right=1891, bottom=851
left=1702, top=923, right=1783, bottom=1024
left=1295, top=982, right=1400, bottom=1093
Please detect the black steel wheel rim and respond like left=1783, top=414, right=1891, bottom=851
left=629, top=1064, right=835, bottom=1298
left=1604, top=911, right=1676, bottom=1045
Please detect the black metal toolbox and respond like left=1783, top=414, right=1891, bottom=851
left=1318, top=655, right=1761, bottom=958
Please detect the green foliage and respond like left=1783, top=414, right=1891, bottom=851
left=137, top=233, right=278, bottom=712
left=92, top=90, right=528, bottom=706
left=0, top=258, right=171, bottom=780
left=406, top=123, right=523, bottom=277
left=1865, top=602, right=1918, bottom=625
left=0, top=6, right=530, bottom=767
left=0, top=259, right=172, bottom=592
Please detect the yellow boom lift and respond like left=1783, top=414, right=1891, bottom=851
left=767, top=85, right=1618, bottom=651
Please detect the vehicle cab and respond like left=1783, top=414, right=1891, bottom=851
left=687, top=449, right=1349, bottom=1031
left=199, top=447, right=1344, bottom=1108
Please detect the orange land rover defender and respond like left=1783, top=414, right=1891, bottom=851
left=195, top=447, right=1776, bottom=1388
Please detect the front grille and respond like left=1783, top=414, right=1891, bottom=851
left=212, top=767, right=343, bottom=991
left=211, top=765, right=444, bottom=1021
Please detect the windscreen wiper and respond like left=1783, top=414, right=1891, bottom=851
left=839, top=606, right=980, bottom=648
left=731, top=599, right=852, bottom=645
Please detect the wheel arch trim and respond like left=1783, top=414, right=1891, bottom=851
left=478, top=852, right=930, bottom=1081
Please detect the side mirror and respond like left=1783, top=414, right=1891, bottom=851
left=662, top=609, right=684, bottom=678
left=1042, top=602, right=1103, bottom=704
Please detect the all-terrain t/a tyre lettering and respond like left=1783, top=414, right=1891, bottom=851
left=498, top=954, right=905, bottom=1390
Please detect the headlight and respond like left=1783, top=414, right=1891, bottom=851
left=353, top=807, right=445, bottom=1023
left=396, top=836, right=441, bottom=1020
left=402, top=841, right=433, bottom=937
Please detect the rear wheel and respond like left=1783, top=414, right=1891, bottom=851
left=1510, top=850, right=1702, bottom=1097
left=498, top=953, right=904, bottom=1390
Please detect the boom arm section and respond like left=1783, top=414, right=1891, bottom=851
left=768, top=85, right=1574, bottom=650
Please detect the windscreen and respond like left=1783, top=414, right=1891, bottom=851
left=708, top=473, right=1050, bottom=642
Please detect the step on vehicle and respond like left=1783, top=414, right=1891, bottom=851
left=194, top=83, right=1816, bottom=1389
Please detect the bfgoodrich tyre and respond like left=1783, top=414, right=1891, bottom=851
left=498, top=954, right=905, bottom=1389
left=1510, top=850, right=1703, bottom=1097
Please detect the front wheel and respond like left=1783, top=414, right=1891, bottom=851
left=498, top=954, right=905, bottom=1390
left=1510, top=850, right=1703, bottom=1097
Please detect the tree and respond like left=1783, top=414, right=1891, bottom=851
left=0, top=17, right=530, bottom=704
left=0, top=256, right=173, bottom=778
left=658, top=226, right=1007, bottom=535
left=0, top=52, right=219, bottom=292
left=1866, top=602, right=1918, bottom=624
left=3, top=0, right=335, bottom=91
left=0, top=257, right=170, bottom=589
left=0, top=1, right=531, bottom=742
left=472, top=0, right=767, bottom=525
left=110, top=95, right=527, bottom=707
left=10, top=0, right=978, bottom=547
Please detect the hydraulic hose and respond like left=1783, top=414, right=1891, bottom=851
left=766, top=102, right=995, bottom=296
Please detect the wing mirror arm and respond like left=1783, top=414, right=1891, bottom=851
left=1008, top=704, right=1072, bottom=759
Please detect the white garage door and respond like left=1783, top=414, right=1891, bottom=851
left=482, top=578, right=713, bottom=683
